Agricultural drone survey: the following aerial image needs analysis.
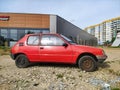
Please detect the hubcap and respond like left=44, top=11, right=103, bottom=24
left=82, top=59, right=93, bottom=69
left=17, top=57, right=25, bottom=65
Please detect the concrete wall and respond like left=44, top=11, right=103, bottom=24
left=50, top=15, right=57, bottom=33
left=57, top=16, right=97, bottom=46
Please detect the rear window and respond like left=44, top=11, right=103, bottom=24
left=27, top=35, right=39, bottom=45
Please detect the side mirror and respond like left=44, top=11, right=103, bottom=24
left=63, top=43, right=68, bottom=47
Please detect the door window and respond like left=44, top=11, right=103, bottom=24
left=10, top=29, right=17, bottom=41
left=41, top=35, right=65, bottom=46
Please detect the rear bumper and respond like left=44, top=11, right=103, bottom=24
left=96, top=55, right=107, bottom=63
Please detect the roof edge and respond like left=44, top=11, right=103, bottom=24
left=0, top=12, right=57, bottom=16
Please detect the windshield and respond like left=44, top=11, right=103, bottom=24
left=60, top=34, right=76, bottom=44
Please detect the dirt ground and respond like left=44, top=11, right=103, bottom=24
left=0, top=47, right=120, bottom=90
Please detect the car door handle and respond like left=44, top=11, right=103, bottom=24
left=40, top=47, right=44, bottom=49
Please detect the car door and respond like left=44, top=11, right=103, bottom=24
left=39, top=34, right=73, bottom=63
left=24, top=35, right=40, bottom=61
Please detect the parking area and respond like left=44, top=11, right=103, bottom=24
left=0, top=47, right=120, bottom=90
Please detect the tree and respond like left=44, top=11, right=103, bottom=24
left=27, top=31, right=34, bottom=34
left=111, top=37, right=116, bottom=43
left=0, top=36, right=5, bottom=46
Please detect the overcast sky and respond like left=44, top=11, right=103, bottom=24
left=0, top=0, right=120, bottom=29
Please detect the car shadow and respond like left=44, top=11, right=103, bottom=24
left=28, top=62, right=110, bottom=70
left=97, top=62, right=110, bottom=69
left=29, top=62, right=78, bottom=69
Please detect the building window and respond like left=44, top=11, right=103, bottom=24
left=1, top=29, right=8, bottom=40
left=42, top=30, right=49, bottom=33
left=25, top=29, right=49, bottom=34
left=10, top=29, right=17, bottom=41
left=34, top=30, right=41, bottom=33
left=18, top=29, right=25, bottom=40
left=25, top=30, right=35, bottom=34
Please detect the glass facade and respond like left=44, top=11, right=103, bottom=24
left=0, top=28, right=49, bottom=46
left=17, top=29, right=25, bottom=40
left=1, top=29, right=8, bottom=39
left=10, top=29, right=17, bottom=41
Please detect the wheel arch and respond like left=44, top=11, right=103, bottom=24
left=76, top=52, right=98, bottom=64
left=14, top=53, right=27, bottom=60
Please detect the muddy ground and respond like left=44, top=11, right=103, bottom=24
left=0, top=47, right=120, bottom=90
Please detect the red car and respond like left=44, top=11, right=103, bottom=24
left=10, top=34, right=107, bottom=72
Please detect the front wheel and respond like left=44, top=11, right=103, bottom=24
left=78, top=55, right=97, bottom=72
left=15, top=54, right=30, bottom=68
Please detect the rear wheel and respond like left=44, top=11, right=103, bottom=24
left=78, top=55, right=97, bottom=72
left=15, top=54, right=30, bottom=68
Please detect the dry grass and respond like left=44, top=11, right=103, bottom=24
left=0, top=47, right=10, bottom=55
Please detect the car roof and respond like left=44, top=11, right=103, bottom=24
left=25, top=33, right=60, bottom=36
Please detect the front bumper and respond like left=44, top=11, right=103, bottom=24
left=96, top=55, right=107, bottom=63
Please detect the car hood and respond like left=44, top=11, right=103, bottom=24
left=71, top=44, right=103, bottom=55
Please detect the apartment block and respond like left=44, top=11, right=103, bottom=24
left=84, top=17, right=120, bottom=45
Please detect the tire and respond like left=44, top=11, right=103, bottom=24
left=78, top=55, right=97, bottom=72
left=15, top=54, right=30, bottom=68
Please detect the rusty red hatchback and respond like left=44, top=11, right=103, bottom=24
left=10, top=34, right=107, bottom=72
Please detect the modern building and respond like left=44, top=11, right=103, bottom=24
left=0, top=12, right=97, bottom=46
left=84, top=16, right=120, bottom=45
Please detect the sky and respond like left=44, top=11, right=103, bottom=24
left=0, top=0, right=120, bottom=29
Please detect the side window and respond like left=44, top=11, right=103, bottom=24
left=27, top=35, right=39, bottom=45
left=41, top=35, right=65, bottom=46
